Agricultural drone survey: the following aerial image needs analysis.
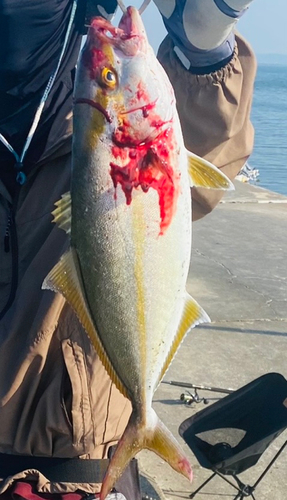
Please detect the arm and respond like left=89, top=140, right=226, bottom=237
left=154, top=0, right=257, bottom=220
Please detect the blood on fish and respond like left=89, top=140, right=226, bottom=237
left=136, top=89, right=145, bottom=100
left=126, top=81, right=157, bottom=116
left=82, top=47, right=108, bottom=80
left=110, top=128, right=179, bottom=234
left=136, top=81, right=146, bottom=101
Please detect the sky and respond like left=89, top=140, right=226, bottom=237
left=115, top=0, right=287, bottom=56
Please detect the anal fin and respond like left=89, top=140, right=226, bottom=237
left=42, top=248, right=128, bottom=398
left=157, top=294, right=210, bottom=385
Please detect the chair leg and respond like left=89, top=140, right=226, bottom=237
left=189, top=472, right=216, bottom=498
left=233, top=493, right=255, bottom=500
left=252, top=439, right=287, bottom=490
left=233, top=475, right=256, bottom=499
left=233, top=493, right=243, bottom=500
left=233, top=492, right=256, bottom=500
left=233, top=487, right=256, bottom=499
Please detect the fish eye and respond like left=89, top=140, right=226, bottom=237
left=101, top=67, right=117, bottom=88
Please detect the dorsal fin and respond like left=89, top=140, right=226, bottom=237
left=52, top=192, right=72, bottom=234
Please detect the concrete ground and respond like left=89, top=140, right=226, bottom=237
left=138, top=181, right=287, bottom=500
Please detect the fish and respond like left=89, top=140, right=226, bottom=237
left=43, top=6, right=233, bottom=499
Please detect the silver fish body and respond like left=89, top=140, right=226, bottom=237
left=72, top=9, right=195, bottom=408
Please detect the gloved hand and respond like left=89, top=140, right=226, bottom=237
left=153, top=0, right=254, bottom=70
left=91, top=0, right=118, bottom=19
left=77, top=0, right=118, bottom=33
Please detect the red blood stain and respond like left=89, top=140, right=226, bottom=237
left=142, top=107, right=149, bottom=118
left=82, top=46, right=108, bottom=81
left=136, top=81, right=146, bottom=101
left=121, top=100, right=157, bottom=118
left=126, top=82, right=158, bottom=117
left=136, top=89, right=145, bottom=100
left=110, top=128, right=179, bottom=235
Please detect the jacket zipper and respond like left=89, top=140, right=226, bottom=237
left=4, top=208, right=12, bottom=253
left=0, top=192, right=20, bottom=321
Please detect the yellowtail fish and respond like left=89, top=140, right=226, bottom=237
left=43, top=6, right=233, bottom=499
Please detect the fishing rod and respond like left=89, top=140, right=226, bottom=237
left=162, top=380, right=235, bottom=394
left=162, top=380, right=235, bottom=406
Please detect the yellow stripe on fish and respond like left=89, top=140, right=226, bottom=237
left=87, top=89, right=109, bottom=150
left=132, top=194, right=147, bottom=404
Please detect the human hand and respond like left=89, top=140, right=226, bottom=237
left=153, top=0, right=254, bottom=69
left=78, top=1, right=118, bottom=34
left=92, top=0, right=118, bottom=19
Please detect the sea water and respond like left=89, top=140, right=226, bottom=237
left=250, top=64, right=287, bottom=196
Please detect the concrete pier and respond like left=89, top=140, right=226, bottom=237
left=139, top=181, right=287, bottom=500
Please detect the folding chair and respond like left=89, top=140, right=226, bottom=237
left=179, top=372, right=287, bottom=499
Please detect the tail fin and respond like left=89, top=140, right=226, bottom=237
left=100, top=409, right=192, bottom=500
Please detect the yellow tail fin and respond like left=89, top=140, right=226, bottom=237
left=100, top=408, right=192, bottom=500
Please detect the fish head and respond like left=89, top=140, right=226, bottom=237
left=74, top=6, right=175, bottom=147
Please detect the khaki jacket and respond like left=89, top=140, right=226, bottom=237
left=158, top=34, right=256, bottom=219
left=0, top=34, right=256, bottom=494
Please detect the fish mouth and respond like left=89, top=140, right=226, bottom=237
left=74, top=98, right=112, bottom=123
left=89, top=8, right=146, bottom=56
left=118, top=6, right=145, bottom=38
left=90, top=15, right=137, bottom=42
left=90, top=7, right=144, bottom=41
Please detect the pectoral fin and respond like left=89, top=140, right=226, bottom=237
left=42, top=248, right=128, bottom=398
left=157, top=294, right=210, bottom=385
left=52, top=191, right=72, bottom=234
left=187, top=150, right=234, bottom=190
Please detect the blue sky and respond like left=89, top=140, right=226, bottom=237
left=238, top=0, right=287, bottom=55
left=118, top=0, right=287, bottom=56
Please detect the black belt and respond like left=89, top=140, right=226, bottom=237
left=0, top=454, right=109, bottom=483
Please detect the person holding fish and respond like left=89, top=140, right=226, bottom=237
left=0, top=1, right=256, bottom=500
